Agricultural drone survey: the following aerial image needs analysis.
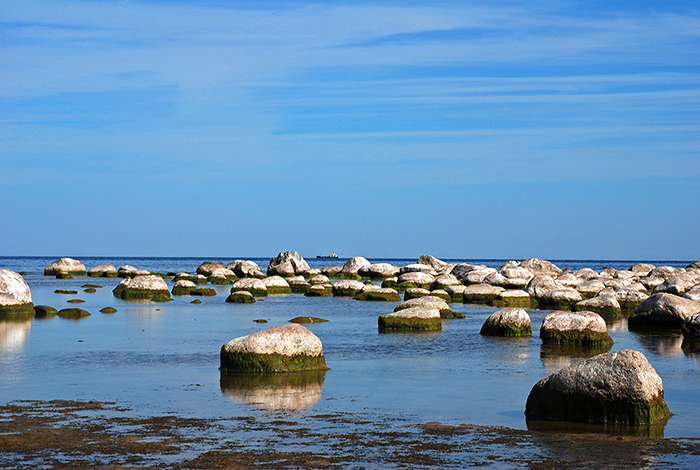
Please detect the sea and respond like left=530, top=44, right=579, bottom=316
left=0, top=255, right=698, bottom=466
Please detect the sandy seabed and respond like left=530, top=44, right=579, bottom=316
left=1, top=400, right=700, bottom=469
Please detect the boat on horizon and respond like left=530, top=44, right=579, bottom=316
left=316, top=253, right=338, bottom=259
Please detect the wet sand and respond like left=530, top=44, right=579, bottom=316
left=1, top=400, right=699, bottom=469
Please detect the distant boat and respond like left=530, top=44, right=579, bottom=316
left=317, top=253, right=338, bottom=259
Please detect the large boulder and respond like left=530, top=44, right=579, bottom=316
left=540, top=310, right=613, bottom=346
left=208, top=267, right=237, bottom=285
left=220, top=324, right=328, bottom=373
left=495, top=289, right=533, bottom=308
left=44, top=258, right=86, bottom=276
left=485, top=266, right=534, bottom=289
left=480, top=308, right=532, bottom=337
left=378, top=307, right=442, bottom=332
left=338, top=257, right=371, bottom=278
left=396, top=271, right=435, bottom=289
left=597, top=286, right=648, bottom=311
left=230, top=278, right=268, bottom=297
left=538, top=288, right=583, bottom=311
left=226, top=260, right=265, bottom=279
left=353, top=286, right=401, bottom=302
left=462, top=283, right=504, bottom=304
left=332, top=280, right=366, bottom=297
left=431, top=274, right=461, bottom=290
left=630, top=263, right=656, bottom=277
left=462, top=267, right=497, bottom=285
left=684, top=285, right=700, bottom=302
left=575, top=279, right=607, bottom=299
left=118, top=265, right=141, bottom=278
left=655, top=273, right=699, bottom=296
left=0, top=270, right=34, bottom=318
left=520, top=258, right=562, bottom=276
left=196, top=261, right=225, bottom=277
left=88, top=264, right=117, bottom=278
left=394, top=296, right=454, bottom=318
left=358, top=263, right=399, bottom=279
left=574, top=295, right=622, bottom=318
left=524, top=275, right=564, bottom=299
left=113, top=275, right=171, bottom=302
left=681, top=313, right=700, bottom=350
left=417, top=254, right=447, bottom=270
left=267, top=251, right=311, bottom=277
left=261, top=276, right=292, bottom=294
left=525, top=349, right=671, bottom=426
left=629, top=293, right=700, bottom=328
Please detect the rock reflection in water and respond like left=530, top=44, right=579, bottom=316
left=630, top=329, right=683, bottom=357
left=540, top=343, right=613, bottom=372
left=0, top=319, right=32, bottom=353
left=526, top=417, right=669, bottom=439
left=220, top=370, right=326, bottom=412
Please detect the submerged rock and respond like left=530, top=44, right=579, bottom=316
left=378, top=307, right=442, bottom=332
left=540, top=311, right=613, bottom=347
left=220, top=324, right=328, bottom=373
left=0, top=269, right=34, bottom=318
left=113, top=275, right=172, bottom=302
left=44, top=258, right=86, bottom=276
left=480, top=308, right=532, bottom=337
left=525, top=349, right=671, bottom=426
left=34, top=305, right=58, bottom=318
left=57, top=308, right=91, bottom=319
left=629, top=293, right=700, bottom=328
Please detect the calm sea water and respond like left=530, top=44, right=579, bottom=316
left=0, top=256, right=698, bottom=440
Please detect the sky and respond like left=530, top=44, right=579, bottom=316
left=1, top=0, right=699, bottom=261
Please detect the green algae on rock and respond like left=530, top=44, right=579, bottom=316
left=525, top=349, right=672, bottom=426
left=57, top=308, right=91, bottom=319
left=113, top=275, right=172, bottom=302
left=225, top=291, right=256, bottom=303
left=230, top=278, right=268, bottom=297
left=354, top=287, right=401, bottom=302
left=55, top=289, right=78, bottom=295
left=88, top=264, right=118, bottom=278
left=34, top=305, right=58, bottom=318
left=480, top=308, right=532, bottom=337
left=378, top=307, right=442, bottom=332
left=220, top=323, right=328, bottom=373
left=540, top=311, right=613, bottom=347
left=100, top=307, right=118, bottom=314
left=44, top=258, right=86, bottom=277
left=0, top=269, right=35, bottom=319
left=304, top=284, right=333, bottom=297
left=289, top=316, right=329, bottom=324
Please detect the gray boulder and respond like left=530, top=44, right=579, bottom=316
left=88, top=264, right=117, bottom=278
left=339, top=257, right=371, bottom=278
left=540, top=310, right=613, bottom=346
left=539, top=288, right=583, bottom=310
left=227, top=260, right=265, bottom=279
left=396, top=271, right=435, bottom=289
left=332, top=280, right=366, bottom=297
left=629, top=293, right=700, bottom=328
left=656, top=273, right=700, bottom=296
left=525, top=349, right=671, bottom=425
left=358, top=263, right=399, bottom=278
left=524, top=275, right=564, bottom=299
left=480, top=308, right=531, bottom=337
left=378, top=307, right=442, bottom=332
left=574, top=295, right=621, bottom=318
left=113, top=275, right=171, bottom=302
left=463, top=283, right=504, bottom=304
left=261, top=276, right=292, bottom=294
left=196, top=261, right=225, bottom=276
left=417, top=254, right=447, bottom=270
left=44, top=258, right=86, bottom=276
left=267, top=251, right=311, bottom=277
left=683, top=285, right=700, bottom=302
left=520, top=258, right=562, bottom=276
left=0, top=269, right=34, bottom=318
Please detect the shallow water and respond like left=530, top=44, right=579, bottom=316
left=1, top=255, right=698, bottom=445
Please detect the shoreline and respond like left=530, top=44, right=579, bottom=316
left=1, top=399, right=699, bottom=469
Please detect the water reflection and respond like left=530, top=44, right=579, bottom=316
left=480, top=336, right=531, bottom=365
left=540, top=343, right=613, bottom=372
left=629, top=328, right=683, bottom=357
left=0, top=319, right=32, bottom=353
left=220, top=370, right=327, bottom=412
left=526, top=417, right=668, bottom=438
left=604, top=315, right=626, bottom=332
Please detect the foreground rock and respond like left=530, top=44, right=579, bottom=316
left=44, top=258, right=86, bottom=277
left=0, top=270, right=35, bottom=318
left=540, top=311, right=613, bottom=346
left=267, top=251, right=311, bottom=277
left=629, top=293, right=700, bottom=328
left=525, top=349, right=671, bottom=426
left=378, top=307, right=442, bottom=332
left=480, top=308, right=532, bottom=337
left=112, top=275, right=172, bottom=302
left=220, top=324, right=328, bottom=373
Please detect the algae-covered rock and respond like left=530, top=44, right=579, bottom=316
left=172, top=280, right=197, bottom=296
left=100, top=307, right=117, bottom=314
left=404, top=288, right=431, bottom=300
left=191, top=299, right=202, bottom=304
left=395, top=296, right=453, bottom=317
left=227, top=260, right=265, bottom=279
left=445, top=285, right=467, bottom=303
left=118, top=265, right=140, bottom=278
left=480, top=308, right=532, bottom=337
left=304, top=284, right=333, bottom=297
left=289, top=316, right=329, bottom=324
left=358, top=263, right=399, bottom=279
left=55, top=289, right=78, bottom=295
left=574, top=295, right=622, bottom=318
left=378, top=307, right=442, bottom=332
left=396, top=271, right=435, bottom=289
left=575, top=279, right=607, bottom=299
left=354, top=287, right=401, bottom=302
left=34, top=305, right=58, bottom=318
left=524, top=275, right=564, bottom=300
left=262, top=276, right=292, bottom=294
left=44, top=258, right=86, bottom=276
left=540, top=311, right=613, bottom=346
left=231, top=278, right=268, bottom=297
left=287, top=276, right=310, bottom=294
left=207, top=267, right=237, bottom=285
left=338, top=256, right=371, bottom=279
left=225, top=291, right=256, bottom=303
left=173, top=272, right=208, bottom=284
left=495, top=289, right=533, bottom=308
left=0, top=269, right=35, bottom=318
left=462, top=283, right=504, bottom=304
left=539, top=288, right=583, bottom=311
left=267, top=251, right=311, bottom=277
left=113, top=275, right=172, bottom=302
left=428, top=289, right=452, bottom=303
left=525, top=349, right=671, bottom=426
left=57, top=308, right=91, bottom=319
left=629, top=293, right=700, bottom=328
left=220, top=323, right=328, bottom=373
left=332, top=280, right=366, bottom=297
left=196, top=261, right=225, bottom=277
left=88, top=264, right=117, bottom=278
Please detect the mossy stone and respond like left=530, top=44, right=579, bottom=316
left=84, top=288, right=97, bottom=294
left=34, top=305, right=58, bottom=318
left=55, top=289, right=78, bottom=295
left=289, top=283, right=310, bottom=294
left=538, top=297, right=579, bottom=311
left=266, top=286, right=293, bottom=295
left=254, top=319, right=268, bottom=323
left=540, top=328, right=614, bottom=347
left=219, top=351, right=328, bottom=373
left=58, top=308, right=91, bottom=319
left=19, top=271, right=28, bottom=276
left=67, top=299, right=85, bottom=304
left=56, top=273, right=74, bottom=279
left=113, top=285, right=172, bottom=302
left=208, top=276, right=235, bottom=285
left=192, top=287, right=217, bottom=296
left=440, top=310, right=466, bottom=319
left=225, top=291, right=256, bottom=303
left=191, top=299, right=202, bottom=304
left=0, top=303, right=36, bottom=319
left=378, top=314, right=442, bottom=332
left=480, top=322, right=532, bottom=337
left=304, top=285, right=333, bottom=297
left=289, top=316, right=329, bottom=324
left=81, top=284, right=102, bottom=288
left=100, top=307, right=118, bottom=314
left=172, top=285, right=194, bottom=296
left=354, top=289, right=401, bottom=302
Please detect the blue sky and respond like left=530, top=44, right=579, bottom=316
left=1, top=0, right=699, bottom=261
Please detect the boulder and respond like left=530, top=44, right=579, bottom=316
left=196, top=261, right=225, bottom=277
left=57, top=308, right=91, bottom=319
left=287, top=276, right=310, bottom=294
left=289, top=316, right=328, bottom=324
left=597, top=286, right=648, bottom=310
left=683, top=285, right=700, bottom=302
left=320, top=265, right=343, bottom=277
left=495, top=289, right=533, bottom=308
left=540, top=311, right=613, bottom=346
left=524, top=275, right=564, bottom=299
left=485, top=266, right=534, bottom=289
left=173, top=272, right=208, bottom=284
left=555, top=273, right=582, bottom=288
left=267, top=251, right=311, bottom=277
left=332, top=280, right=365, bottom=297
left=404, top=287, right=431, bottom=300
left=309, top=274, right=331, bottom=285
left=208, top=267, right=237, bottom=285
left=225, top=290, right=256, bottom=303
left=261, top=276, right=292, bottom=294
left=681, top=313, right=700, bottom=349
left=462, top=283, right=504, bottom=304
left=445, top=285, right=467, bottom=303
left=88, top=264, right=117, bottom=278
left=431, top=274, right=461, bottom=290
left=34, top=305, right=58, bottom=318
left=525, top=349, right=671, bottom=426
left=575, top=279, right=606, bottom=299
left=574, top=295, right=622, bottom=318
left=0, top=270, right=34, bottom=318
left=417, top=254, right=447, bottom=270
left=480, top=308, right=532, bottom=337
left=520, top=258, right=562, bottom=276
left=630, top=263, right=656, bottom=277
left=539, top=288, right=583, bottom=311
left=338, top=257, right=371, bottom=279
left=394, top=296, right=453, bottom=318
left=462, top=267, right=497, bottom=285
left=44, top=258, right=86, bottom=276
left=112, top=275, right=171, bottom=302
left=396, top=271, right=435, bottom=289
left=305, top=284, right=333, bottom=297
left=118, top=265, right=140, bottom=278
left=629, top=293, right=700, bottom=328
left=220, top=324, right=328, bottom=372
left=399, top=263, right=437, bottom=275
left=231, top=278, right=268, bottom=297
left=656, top=273, right=700, bottom=296
left=354, top=287, right=401, bottom=302
left=358, top=263, right=399, bottom=279
left=226, top=260, right=265, bottom=279
left=172, top=280, right=197, bottom=296
left=378, top=307, right=442, bottom=332
left=428, top=289, right=452, bottom=303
